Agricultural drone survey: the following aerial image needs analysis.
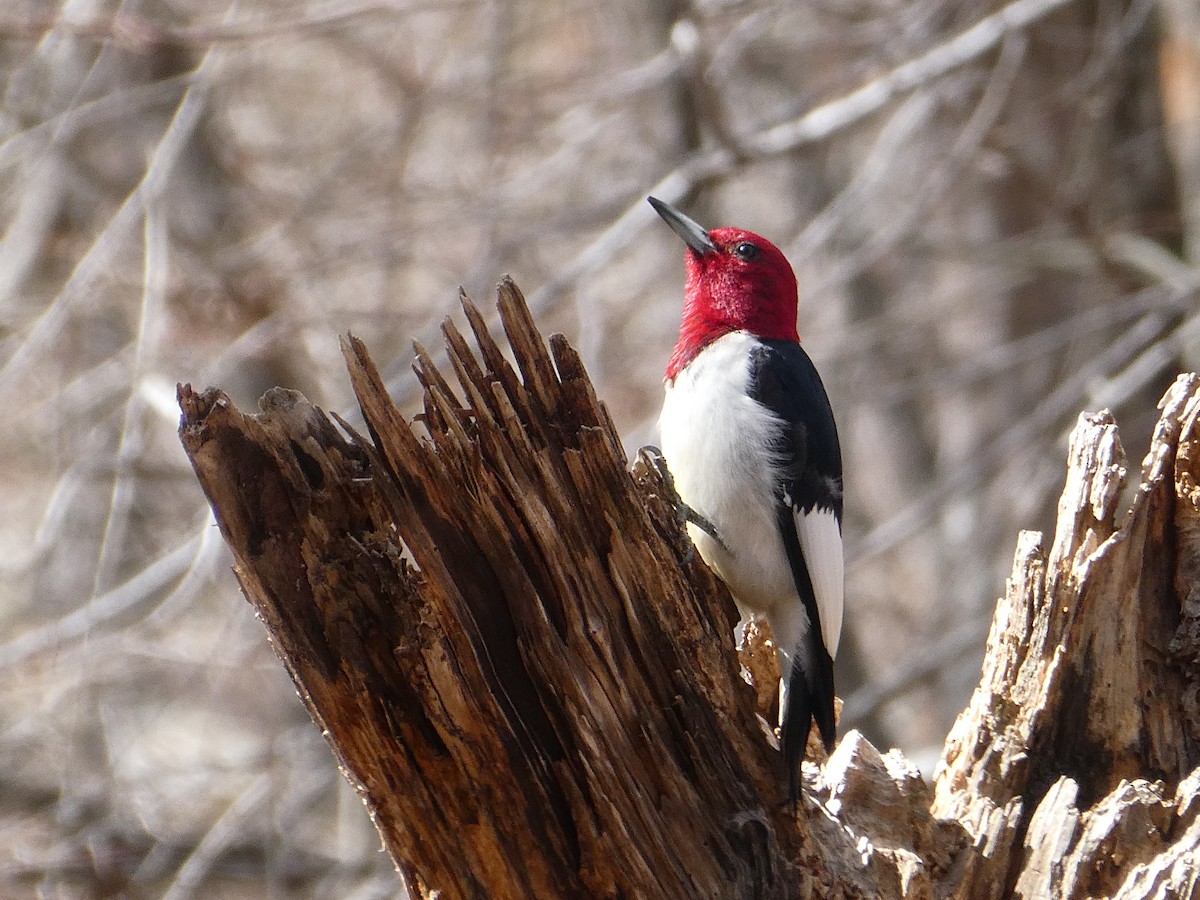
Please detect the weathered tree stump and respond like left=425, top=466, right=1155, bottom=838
left=179, top=278, right=1200, bottom=898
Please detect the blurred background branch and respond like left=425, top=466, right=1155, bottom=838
left=1, top=0, right=1196, bottom=894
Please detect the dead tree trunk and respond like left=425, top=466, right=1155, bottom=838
left=178, top=278, right=1200, bottom=898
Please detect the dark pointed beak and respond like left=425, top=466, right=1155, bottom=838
left=648, top=196, right=718, bottom=255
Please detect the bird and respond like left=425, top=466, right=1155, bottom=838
left=649, top=195, right=843, bottom=802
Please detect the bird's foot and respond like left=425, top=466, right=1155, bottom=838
left=683, top=506, right=728, bottom=554
left=635, top=446, right=730, bottom=560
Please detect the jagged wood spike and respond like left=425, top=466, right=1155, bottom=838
left=460, top=287, right=537, bottom=441
left=497, top=276, right=564, bottom=426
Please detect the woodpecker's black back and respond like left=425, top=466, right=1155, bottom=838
left=748, top=340, right=842, bottom=801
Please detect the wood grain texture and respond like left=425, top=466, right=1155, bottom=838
left=180, top=279, right=813, bottom=899
left=932, top=375, right=1200, bottom=898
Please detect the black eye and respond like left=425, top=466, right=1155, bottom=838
left=734, top=241, right=760, bottom=261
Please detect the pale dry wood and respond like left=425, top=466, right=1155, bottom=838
left=180, top=279, right=1200, bottom=898
left=931, top=374, right=1200, bottom=898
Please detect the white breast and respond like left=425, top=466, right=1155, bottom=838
left=658, top=332, right=800, bottom=618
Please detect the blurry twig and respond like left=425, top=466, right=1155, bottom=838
left=793, top=91, right=938, bottom=259
left=0, top=0, right=473, bottom=49
left=1089, top=309, right=1200, bottom=411
left=0, top=49, right=212, bottom=399
left=848, top=290, right=1196, bottom=569
left=840, top=616, right=991, bottom=729
left=158, top=774, right=272, bottom=900
left=798, top=33, right=1029, bottom=288
left=0, top=75, right=192, bottom=171
left=0, top=529, right=217, bottom=670
left=90, top=200, right=172, bottom=597
left=862, top=281, right=1180, bottom=406
left=743, top=0, right=1075, bottom=157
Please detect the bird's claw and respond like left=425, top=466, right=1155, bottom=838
left=636, top=445, right=730, bottom=560
left=683, top=506, right=728, bottom=554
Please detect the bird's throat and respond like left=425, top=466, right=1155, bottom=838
left=665, top=312, right=736, bottom=382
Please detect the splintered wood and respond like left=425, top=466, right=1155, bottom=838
left=179, top=279, right=1200, bottom=899
left=180, top=279, right=806, bottom=900
left=931, top=377, right=1200, bottom=899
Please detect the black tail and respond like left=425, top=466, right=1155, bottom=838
left=780, top=636, right=836, bottom=803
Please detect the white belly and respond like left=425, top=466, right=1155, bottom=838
left=658, top=332, right=799, bottom=617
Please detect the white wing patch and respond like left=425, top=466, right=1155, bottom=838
left=793, top=506, right=843, bottom=659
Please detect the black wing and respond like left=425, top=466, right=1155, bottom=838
left=748, top=339, right=843, bottom=801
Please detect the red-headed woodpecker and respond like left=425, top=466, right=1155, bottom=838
left=649, top=196, right=843, bottom=801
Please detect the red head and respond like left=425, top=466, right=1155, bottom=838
left=649, top=197, right=799, bottom=381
